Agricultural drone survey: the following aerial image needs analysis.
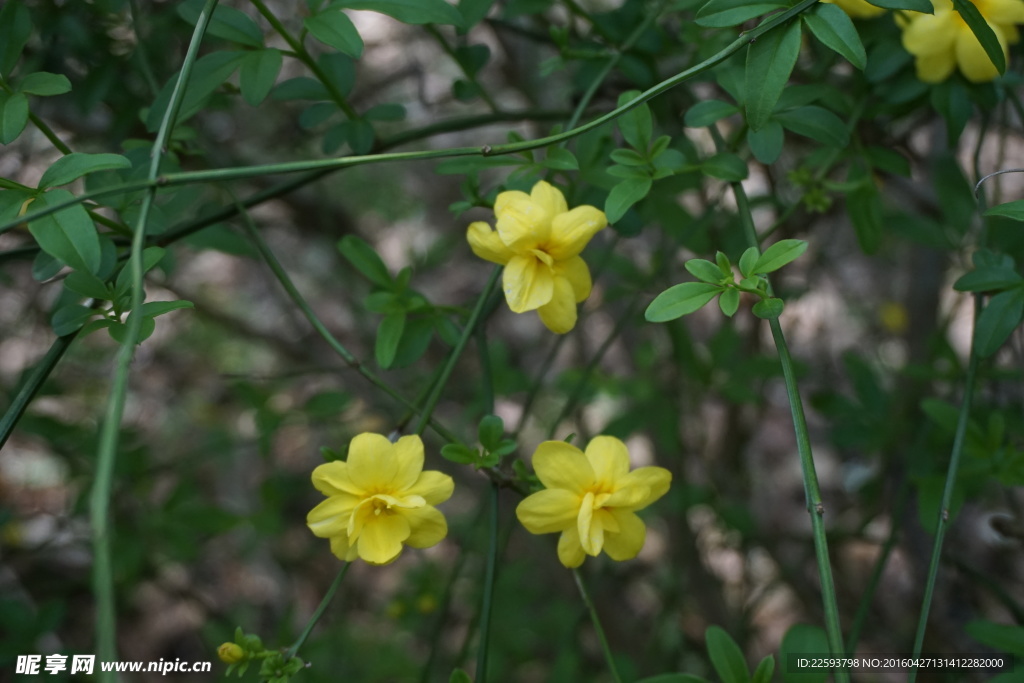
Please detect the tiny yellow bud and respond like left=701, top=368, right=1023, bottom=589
left=217, top=642, right=245, bottom=664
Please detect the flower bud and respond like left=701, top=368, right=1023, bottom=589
left=217, top=642, right=245, bottom=664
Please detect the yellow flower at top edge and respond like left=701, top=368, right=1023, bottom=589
left=307, top=433, right=454, bottom=566
left=900, top=0, right=1024, bottom=83
left=467, top=180, right=607, bottom=334
left=824, top=0, right=887, bottom=19
left=515, top=436, right=671, bottom=568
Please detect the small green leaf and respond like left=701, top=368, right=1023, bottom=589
left=139, top=300, right=195, bottom=318
left=0, top=1, right=32, bottom=78
left=779, top=623, right=830, bottom=683
left=775, top=106, right=849, bottom=148
left=747, top=120, right=784, bottom=164
left=18, top=72, right=72, bottom=96
left=702, top=153, right=748, bottom=181
left=616, top=90, right=652, bottom=152
left=686, top=259, right=727, bottom=284
left=933, top=150, right=974, bottom=233
left=440, top=443, right=479, bottom=465
left=965, top=620, right=1024, bottom=657
left=695, top=0, right=786, bottom=27
left=752, top=297, right=784, bottom=319
left=177, top=0, right=264, bottom=47
left=543, top=147, right=578, bottom=170
left=365, top=103, right=406, bottom=121
left=684, top=99, right=739, bottom=128
left=28, top=189, right=101, bottom=274
left=51, top=304, right=95, bottom=336
left=478, top=415, right=504, bottom=450
left=752, top=656, right=775, bottom=683
left=716, top=251, right=732, bottom=275
left=240, top=49, right=283, bottom=106
left=458, top=0, right=494, bottom=27
left=107, top=317, right=157, bottom=345
left=974, top=288, right=1024, bottom=357
left=610, top=148, right=647, bottom=166
left=32, top=250, right=62, bottom=281
left=719, top=288, right=740, bottom=317
left=985, top=199, right=1024, bottom=221
left=605, top=177, right=652, bottom=223
left=752, top=239, right=808, bottom=274
left=953, top=268, right=1023, bottom=292
left=146, top=51, right=246, bottom=131
left=333, top=0, right=464, bottom=26
left=706, top=626, right=751, bottom=683
left=449, top=668, right=473, bottom=683
left=375, top=312, right=406, bottom=368
left=65, top=271, right=112, bottom=300
left=745, top=21, right=801, bottom=131
left=645, top=282, right=722, bottom=322
left=862, top=0, right=930, bottom=9
left=846, top=164, right=883, bottom=254
left=37, top=153, right=132, bottom=189
left=803, top=4, right=866, bottom=70
left=305, top=10, right=364, bottom=58
left=738, top=247, right=759, bottom=277
left=338, top=235, right=392, bottom=287
left=0, top=91, right=29, bottom=144
left=951, top=0, right=1005, bottom=75
left=273, top=77, right=330, bottom=101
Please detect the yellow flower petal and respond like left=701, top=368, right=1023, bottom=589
left=616, top=466, right=672, bottom=510
left=537, top=276, right=578, bottom=334
left=902, top=13, right=957, bottom=57
left=557, top=526, right=587, bottom=568
left=532, top=441, right=594, bottom=492
left=516, top=488, right=581, bottom=533
left=356, top=513, right=411, bottom=565
left=956, top=20, right=1007, bottom=82
left=915, top=51, right=958, bottom=83
left=553, top=256, right=593, bottom=303
left=530, top=180, right=568, bottom=216
left=584, top=436, right=631, bottom=490
left=389, top=435, right=425, bottom=491
left=602, top=509, right=647, bottom=561
left=496, top=195, right=551, bottom=251
left=467, top=221, right=514, bottom=265
left=405, top=470, right=455, bottom=505
left=403, top=505, right=448, bottom=548
left=825, top=0, right=887, bottom=19
left=311, top=461, right=363, bottom=496
left=306, top=494, right=360, bottom=537
left=577, top=491, right=603, bottom=556
left=503, top=254, right=554, bottom=312
left=547, top=206, right=607, bottom=260
left=346, top=432, right=398, bottom=492
left=980, top=0, right=1024, bottom=24
left=329, top=534, right=357, bottom=562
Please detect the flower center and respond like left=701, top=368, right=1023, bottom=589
left=530, top=247, right=555, bottom=267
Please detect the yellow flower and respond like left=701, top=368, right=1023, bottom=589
left=900, top=0, right=1024, bottom=83
left=217, top=643, right=245, bottom=664
left=467, top=180, right=607, bottom=334
left=515, top=436, right=671, bottom=568
left=824, top=0, right=887, bottom=19
left=307, top=433, right=454, bottom=565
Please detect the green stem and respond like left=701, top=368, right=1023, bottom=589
left=729, top=176, right=848, bottom=683
left=0, top=333, right=75, bottom=450
left=908, top=336, right=979, bottom=682
left=475, top=482, right=500, bottom=682
left=4, top=0, right=820, bottom=234
left=284, top=563, right=350, bottom=660
left=90, top=1, right=220, bottom=676
left=236, top=204, right=457, bottom=443
left=412, top=266, right=501, bottom=436
left=572, top=569, right=621, bottom=683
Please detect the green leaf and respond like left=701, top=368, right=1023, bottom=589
left=965, top=620, right=1024, bottom=657
left=645, top=282, right=722, bottom=322
left=365, top=103, right=406, bottom=121
left=0, top=91, right=29, bottom=144
left=974, top=287, right=1024, bottom=357
left=686, top=258, right=727, bottom=284
left=751, top=656, right=775, bottom=683
left=747, top=120, right=784, bottom=164
left=146, top=51, right=246, bottom=131
left=37, top=153, right=132, bottom=189
left=610, top=148, right=647, bottom=166
left=543, top=146, right=578, bottom=170
left=862, top=0, right=930, bottom=10
left=51, top=304, right=95, bottom=336
left=803, top=4, right=866, bottom=70
left=751, top=239, right=808, bottom=274
left=478, top=415, right=504, bottom=450
left=779, top=624, right=830, bottom=683
left=441, top=443, right=479, bottom=465
left=375, top=312, right=406, bottom=368
left=333, top=0, right=464, bottom=26
left=28, top=189, right=101, bottom=274
left=745, top=20, right=801, bottom=131
left=752, top=297, right=784, bottom=319
left=115, top=247, right=166, bottom=296
left=32, top=250, right=63, bottom=281
left=706, top=626, right=750, bottom=683
left=273, top=77, right=330, bottom=101
left=716, top=251, right=731, bottom=275
left=305, top=11, right=364, bottom=58
left=0, top=1, right=31, bottom=78
left=738, top=247, right=759, bottom=277
left=107, top=317, right=157, bottom=345
left=695, top=0, right=786, bottom=27
left=338, top=235, right=392, bottom=287
left=240, top=49, right=283, bottom=106
left=845, top=164, right=883, bottom=254
left=177, top=0, right=264, bottom=47
left=775, top=106, right=849, bottom=148
left=932, top=150, right=974, bottom=233
left=459, top=0, right=494, bottom=27
left=18, top=72, right=72, bottom=96
left=951, top=0, right=1005, bottom=75
left=605, top=177, right=652, bottom=223
left=325, top=119, right=375, bottom=154
left=139, top=300, right=195, bottom=318
left=719, top=288, right=740, bottom=317
left=616, top=90, right=652, bottom=152
left=985, top=199, right=1024, bottom=221
left=702, top=153, right=748, bottom=181
left=953, top=268, right=1023, bottom=292
left=65, top=271, right=112, bottom=300
left=684, top=99, right=739, bottom=128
